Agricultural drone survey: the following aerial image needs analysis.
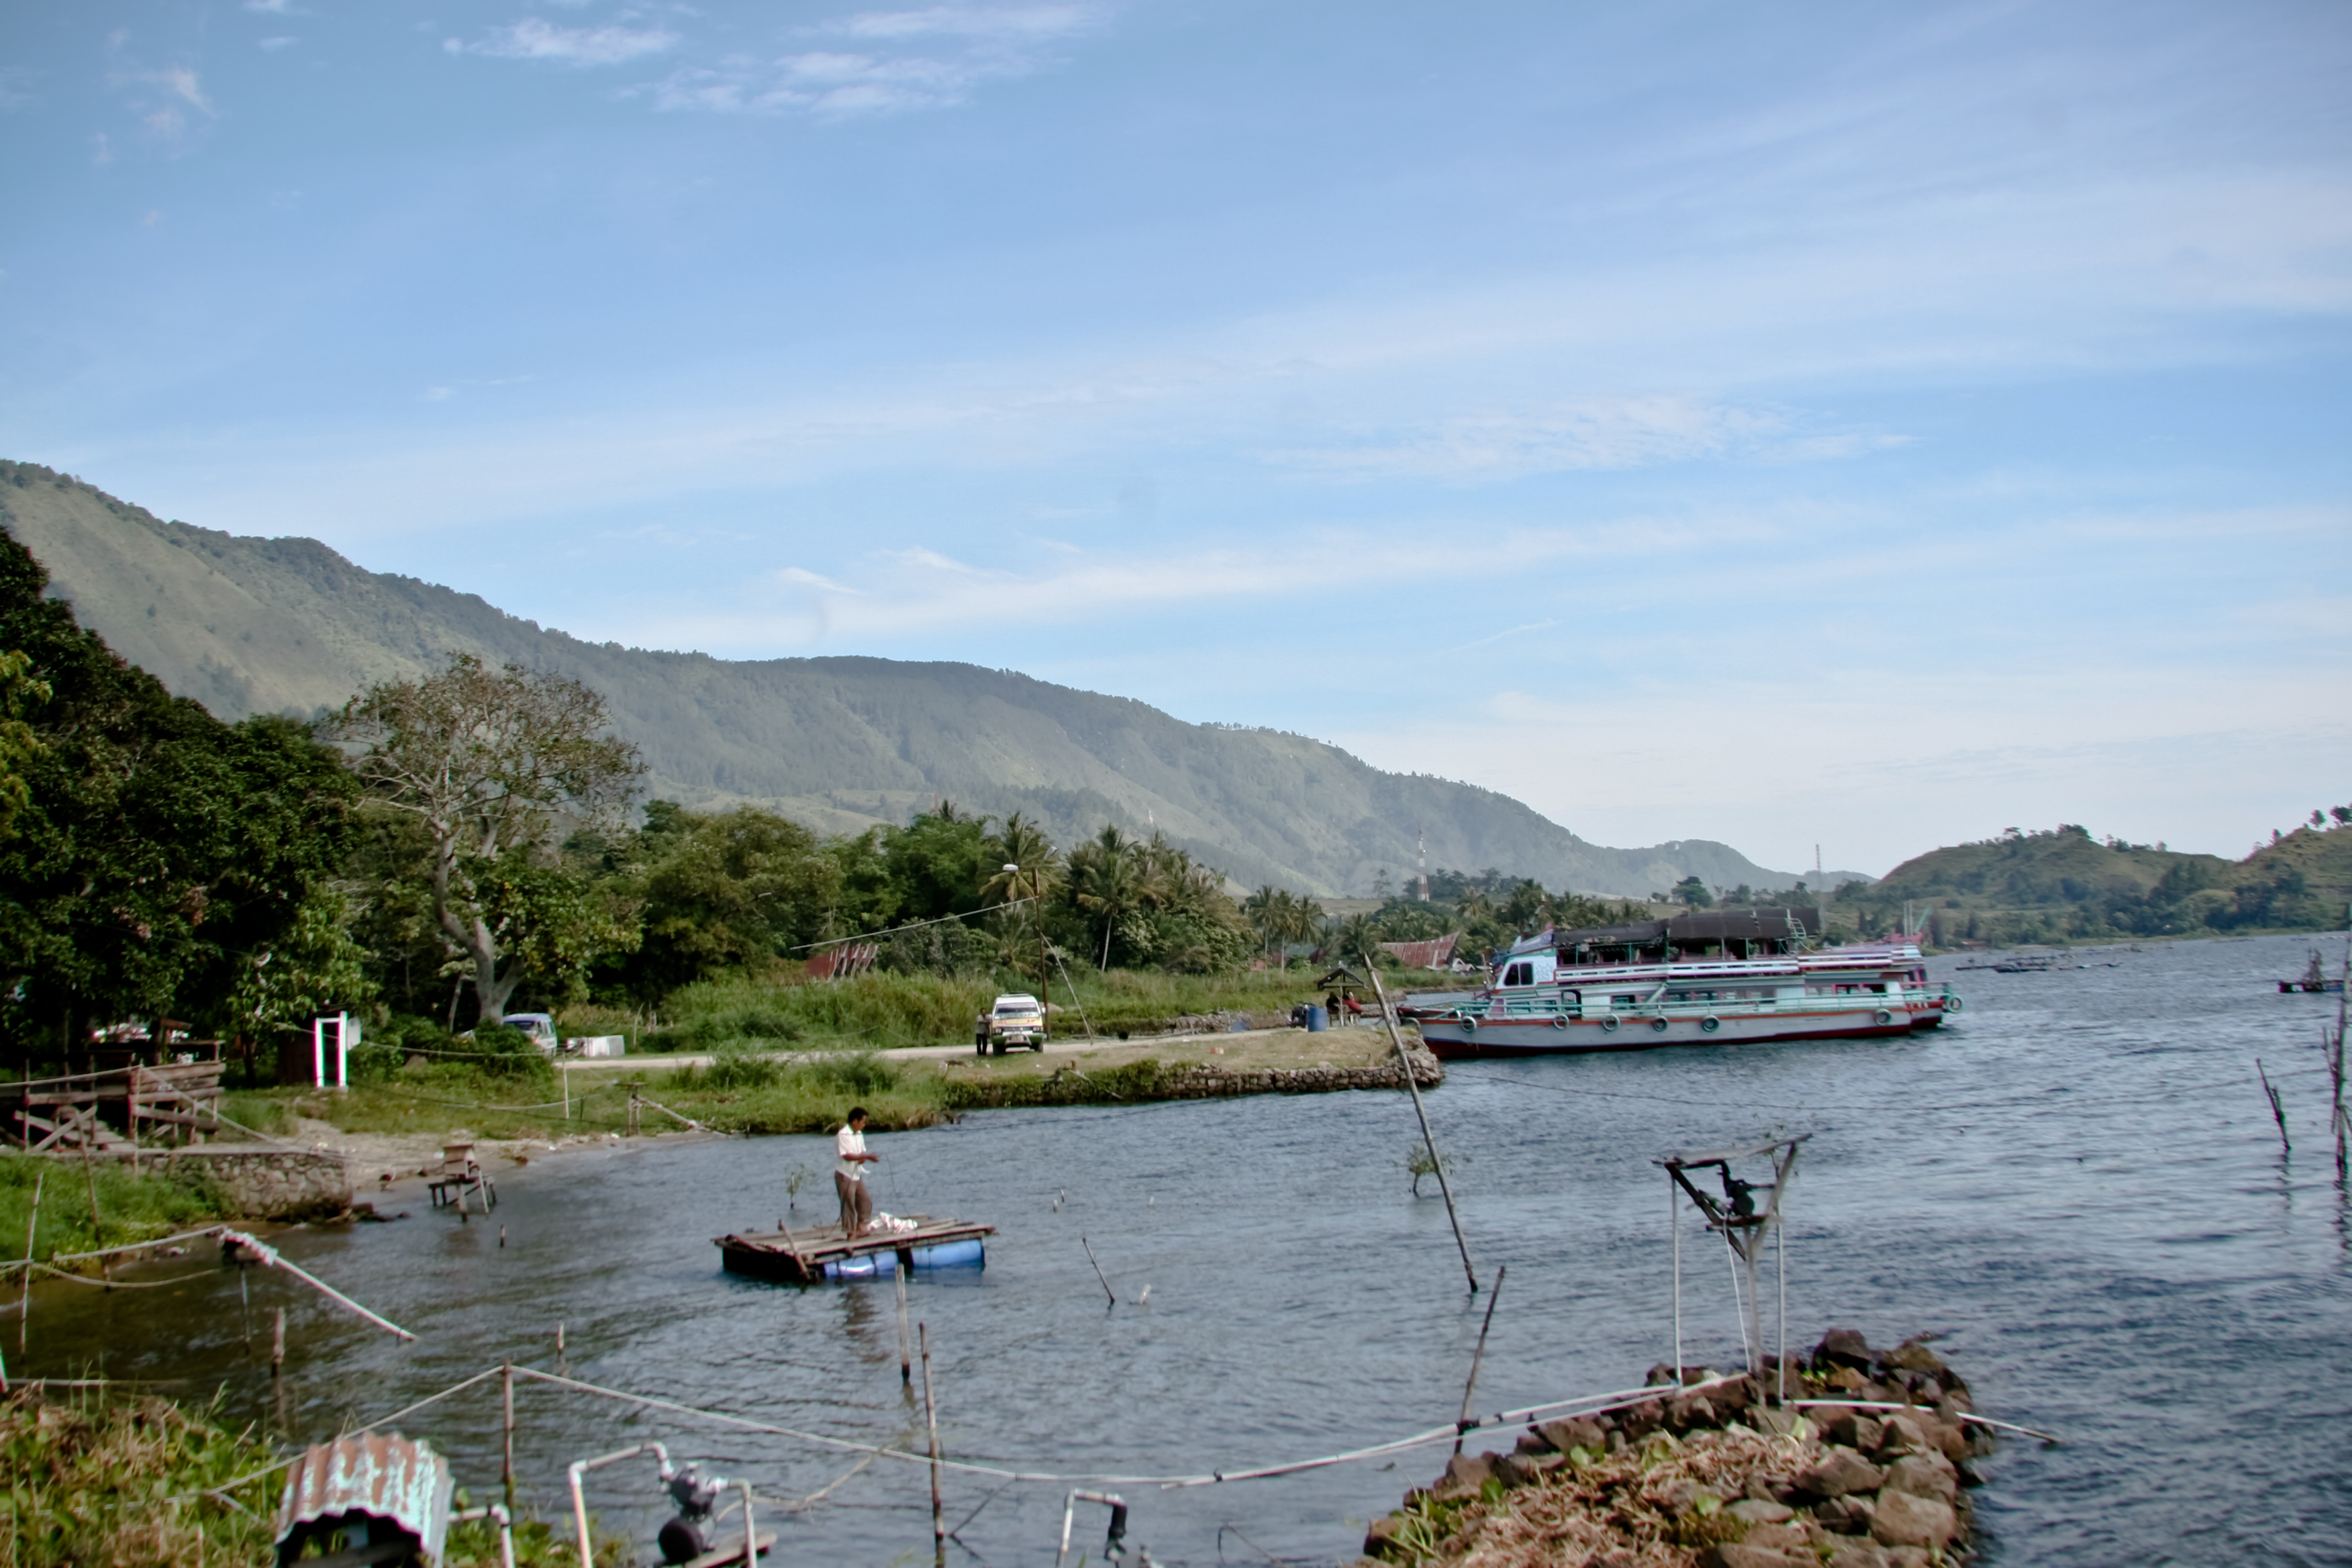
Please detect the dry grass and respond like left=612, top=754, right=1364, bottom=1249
left=1381, top=1424, right=1828, bottom=1568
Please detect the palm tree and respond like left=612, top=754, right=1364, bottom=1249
left=1074, top=845, right=1148, bottom=970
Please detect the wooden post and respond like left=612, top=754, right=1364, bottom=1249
left=272, top=1307, right=286, bottom=1375
left=17, top=1168, right=42, bottom=1354
left=1080, top=1237, right=1117, bottom=1306
left=894, top=1261, right=913, bottom=1385
left=1454, top=1263, right=1506, bottom=1453
left=1363, top=965, right=1478, bottom=1292
left=919, top=1322, right=945, bottom=1568
left=2257, top=1057, right=2291, bottom=1156
left=502, top=1361, right=517, bottom=1514
left=556, top=1320, right=565, bottom=1361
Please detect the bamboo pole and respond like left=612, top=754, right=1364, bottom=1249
left=1454, top=1264, right=1506, bottom=1454
left=2257, top=1057, right=2291, bottom=1156
left=919, top=1322, right=945, bottom=1568
left=1363, top=965, right=1478, bottom=1292
left=272, top=1307, right=286, bottom=1375
left=19, top=1169, right=42, bottom=1354
left=79, top=1131, right=105, bottom=1285
left=1080, top=1237, right=1117, bottom=1306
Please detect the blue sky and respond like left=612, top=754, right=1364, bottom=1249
left=3, top=1, right=2347, bottom=877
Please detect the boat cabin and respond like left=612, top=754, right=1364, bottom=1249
left=1548, top=908, right=1821, bottom=968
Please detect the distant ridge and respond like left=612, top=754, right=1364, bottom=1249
left=0, top=461, right=1867, bottom=897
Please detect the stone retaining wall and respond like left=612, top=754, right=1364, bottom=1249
left=117, top=1146, right=354, bottom=1221
left=1149, top=1051, right=1445, bottom=1097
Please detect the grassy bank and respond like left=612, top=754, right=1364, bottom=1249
left=222, top=1017, right=1424, bottom=1144
left=0, top=1150, right=234, bottom=1268
left=1, top=1383, right=628, bottom=1567
left=613, top=965, right=1447, bottom=1053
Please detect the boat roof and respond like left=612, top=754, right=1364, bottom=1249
left=1532, top=908, right=1823, bottom=948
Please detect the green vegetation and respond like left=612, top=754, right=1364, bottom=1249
left=0, top=1150, right=233, bottom=1267
left=1811, top=820, right=2352, bottom=946
left=0, top=1383, right=630, bottom=1567
left=0, top=1385, right=279, bottom=1565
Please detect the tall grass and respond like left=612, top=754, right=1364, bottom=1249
left=641, top=965, right=1395, bottom=1051
left=0, top=1386, right=279, bottom=1565
left=0, top=1150, right=232, bottom=1266
left=649, top=1048, right=946, bottom=1134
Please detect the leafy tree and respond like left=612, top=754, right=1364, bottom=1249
left=1673, top=876, right=1714, bottom=910
left=328, top=655, right=644, bottom=1027
left=613, top=805, right=839, bottom=999
left=0, top=649, right=48, bottom=842
left=0, top=534, right=360, bottom=1062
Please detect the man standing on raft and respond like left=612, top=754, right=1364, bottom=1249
left=835, top=1106, right=879, bottom=1238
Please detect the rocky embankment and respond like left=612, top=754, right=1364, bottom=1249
left=943, top=1045, right=1443, bottom=1109
left=1361, top=1330, right=1996, bottom=1568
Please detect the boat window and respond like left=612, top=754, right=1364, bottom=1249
left=1612, top=994, right=1636, bottom=1006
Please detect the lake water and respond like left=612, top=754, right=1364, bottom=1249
left=21, top=932, right=2352, bottom=1565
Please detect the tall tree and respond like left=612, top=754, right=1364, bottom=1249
left=0, top=533, right=359, bottom=1062
left=330, top=655, right=644, bottom=1026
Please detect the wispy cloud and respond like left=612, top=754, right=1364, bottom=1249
left=242, top=0, right=301, bottom=13
left=642, top=2, right=1106, bottom=117
left=449, top=19, right=680, bottom=68
left=1269, top=397, right=1790, bottom=482
left=259, top=36, right=297, bottom=52
left=104, top=46, right=217, bottom=148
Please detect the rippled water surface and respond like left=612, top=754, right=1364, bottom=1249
left=23, top=934, right=2352, bottom=1565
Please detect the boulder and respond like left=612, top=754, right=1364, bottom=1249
left=1826, top=1542, right=1894, bottom=1568
left=1667, top=1395, right=1718, bottom=1430
left=1820, top=1409, right=1883, bottom=1451
left=1825, top=1365, right=1872, bottom=1393
left=1882, top=1451, right=1959, bottom=1505
left=1869, top=1489, right=1959, bottom=1551
left=1875, top=1414, right=1931, bottom=1457
left=1816, top=1328, right=1875, bottom=1367
left=1797, top=1449, right=1887, bottom=1500
left=1362, top=1513, right=1412, bottom=1560
left=1618, top=1400, right=1666, bottom=1438
left=1884, top=1337, right=1950, bottom=1377
left=1532, top=1416, right=1607, bottom=1454
left=1726, top=1499, right=1796, bottom=1525
left=1432, top=1453, right=1494, bottom=1498
left=1816, top=1495, right=1877, bottom=1534
left=1701, top=1547, right=1812, bottom=1568
left=1751, top=1406, right=1810, bottom=1438
left=1885, top=1549, right=1933, bottom=1568
left=1743, top=1522, right=1814, bottom=1556
left=1491, top=1451, right=1563, bottom=1488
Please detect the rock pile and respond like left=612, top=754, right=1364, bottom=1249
left=1359, top=1329, right=1994, bottom=1568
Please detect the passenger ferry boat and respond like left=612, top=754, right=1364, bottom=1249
left=1411, top=908, right=1961, bottom=1059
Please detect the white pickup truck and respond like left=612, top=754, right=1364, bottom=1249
left=976, top=993, right=1048, bottom=1055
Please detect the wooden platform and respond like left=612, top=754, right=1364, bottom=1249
left=716, top=1214, right=993, bottom=1284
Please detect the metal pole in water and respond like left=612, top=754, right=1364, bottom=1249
left=919, top=1322, right=945, bottom=1568
left=272, top=1306, right=285, bottom=1375
left=502, top=1361, right=517, bottom=1514
left=895, top=1263, right=913, bottom=1385
left=1363, top=965, right=1478, bottom=1292
left=1670, top=1175, right=1682, bottom=1382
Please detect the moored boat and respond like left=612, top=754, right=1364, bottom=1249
left=1414, top=908, right=1961, bottom=1059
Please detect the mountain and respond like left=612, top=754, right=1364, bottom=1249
left=1837, top=821, right=2352, bottom=942
left=0, top=461, right=1865, bottom=898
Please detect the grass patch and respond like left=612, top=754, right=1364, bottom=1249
left=640, top=965, right=1455, bottom=1052
left=638, top=1050, right=949, bottom=1134
left=0, top=1385, right=279, bottom=1565
left=0, top=1151, right=233, bottom=1267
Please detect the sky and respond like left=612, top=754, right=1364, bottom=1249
left=2, top=1, right=2348, bottom=879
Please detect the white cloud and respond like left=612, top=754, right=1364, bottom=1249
left=451, top=19, right=679, bottom=68
left=643, top=1, right=1106, bottom=117
left=243, top=0, right=299, bottom=12
left=260, top=36, right=297, bottom=52
left=1269, top=397, right=1788, bottom=482
left=834, top=5, right=1104, bottom=42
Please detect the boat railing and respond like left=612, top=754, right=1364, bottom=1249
left=1452, top=982, right=1959, bottom=1023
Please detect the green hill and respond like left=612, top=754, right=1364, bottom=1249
left=1820, top=822, right=2352, bottom=945
left=0, top=460, right=1855, bottom=899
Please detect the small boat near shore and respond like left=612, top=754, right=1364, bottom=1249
left=716, top=1215, right=992, bottom=1283
left=2278, top=948, right=2347, bottom=993
left=1412, top=909, right=1962, bottom=1060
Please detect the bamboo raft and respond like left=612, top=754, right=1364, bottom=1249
left=715, top=1215, right=993, bottom=1284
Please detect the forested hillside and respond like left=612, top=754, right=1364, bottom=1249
left=1816, top=821, right=2352, bottom=946
left=0, top=461, right=1845, bottom=898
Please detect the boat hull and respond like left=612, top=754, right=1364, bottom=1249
left=1418, top=1003, right=1947, bottom=1059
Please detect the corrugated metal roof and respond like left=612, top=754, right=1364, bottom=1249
left=277, top=1432, right=454, bottom=1567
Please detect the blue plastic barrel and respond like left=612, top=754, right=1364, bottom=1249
left=1306, top=1006, right=1328, bottom=1032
